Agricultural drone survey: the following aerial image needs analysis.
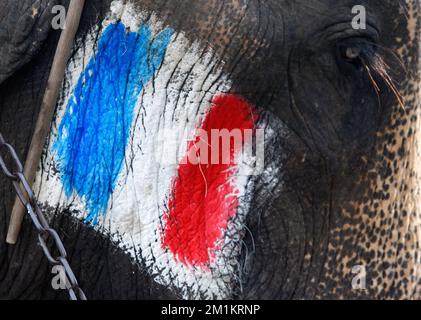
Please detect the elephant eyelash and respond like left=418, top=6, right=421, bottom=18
left=339, top=40, right=405, bottom=109
left=360, top=50, right=405, bottom=109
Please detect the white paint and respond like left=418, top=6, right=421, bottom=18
left=33, top=0, right=280, bottom=299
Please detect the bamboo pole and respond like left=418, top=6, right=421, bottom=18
left=6, top=0, right=86, bottom=244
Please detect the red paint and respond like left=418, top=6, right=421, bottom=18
left=162, top=94, right=259, bottom=267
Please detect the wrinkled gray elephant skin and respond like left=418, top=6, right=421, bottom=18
left=0, top=0, right=420, bottom=300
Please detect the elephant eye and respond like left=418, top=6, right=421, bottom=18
left=338, top=44, right=363, bottom=68
left=336, top=38, right=375, bottom=70
left=342, top=46, right=361, bottom=61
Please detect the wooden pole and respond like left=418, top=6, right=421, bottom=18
left=6, top=0, right=86, bottom=244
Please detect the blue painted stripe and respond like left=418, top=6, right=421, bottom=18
left=54, top=22, right=173, bottom=225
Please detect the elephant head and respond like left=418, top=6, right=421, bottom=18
left=0, top=0, right=420, bottom=299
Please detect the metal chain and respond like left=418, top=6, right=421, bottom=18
left=0, top=132, right=87, bottom=300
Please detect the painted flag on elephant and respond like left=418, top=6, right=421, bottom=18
left=35, top=1, right=267, bottom=299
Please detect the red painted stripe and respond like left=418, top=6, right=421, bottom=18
left=162, top=94, right=259, bottom=267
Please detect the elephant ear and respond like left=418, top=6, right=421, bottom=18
left=0, top=0, right=57, bottom=84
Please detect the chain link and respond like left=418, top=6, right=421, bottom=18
left=0, top=132, right=87, bottom=300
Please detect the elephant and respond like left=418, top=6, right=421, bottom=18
left=0, top=0, right=420, bottom=300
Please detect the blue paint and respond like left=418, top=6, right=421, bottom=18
left=54, top=22, right=173, bottom=225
